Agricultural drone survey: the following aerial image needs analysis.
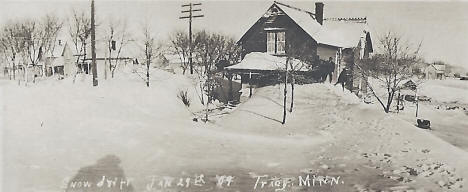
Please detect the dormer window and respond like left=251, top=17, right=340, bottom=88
left=266, top=31, right=285, bottom=55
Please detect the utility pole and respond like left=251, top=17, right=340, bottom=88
left=91, top=0, right=98, bottom=86
left=179, top=2, right=203, bottom=75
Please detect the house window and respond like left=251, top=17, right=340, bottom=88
left=266, top=31, right=286, bottom=55
left=267, top=32, right=275, bottom=54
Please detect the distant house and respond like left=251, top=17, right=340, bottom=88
left=425, top=64, right=445, bottom=80
left=227, top=1, right=373, bottom=95
left=35, top=39, right=75, bottom=77
left=75, top=40, right=140, bottom=77
left=46, top=40, right=74, bottom=76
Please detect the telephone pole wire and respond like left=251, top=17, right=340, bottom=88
left=179, top=2, right=203, bottom=75
left=91, top=0, right=98, bottom=86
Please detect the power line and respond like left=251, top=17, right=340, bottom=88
left=179, top=2, right=204, bottom=75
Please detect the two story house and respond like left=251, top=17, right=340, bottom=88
left=226, top=1, right=373, bottom=95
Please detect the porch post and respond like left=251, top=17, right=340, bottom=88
left=228, top=72, right=233, bottom=101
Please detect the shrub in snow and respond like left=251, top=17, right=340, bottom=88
left=178, top=90, right=191, bottom=107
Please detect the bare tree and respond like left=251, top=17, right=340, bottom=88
left=192, top=31, right=241, bottom=122
left=26, top=15, right=63, bottom=79
left=223, top=38, right=242, bottom=68
left=102, top=18, right=132, bottom=79
left=69, top=9, right=91, bottom=81
left=170, top=31, right=190, bottom=74
left=104, top=18, right=117, bottom=80
left=0, top=22, right=26, bottom=80
left=358, top=31, right=422, bottom=113
left=0, top=15, right=62, bottom=83
left=141, top=24, right=160, bottom=87
left=281, top=58, right=289, bottom=124
left=111, top=20, right=131, bottom=78
left=285, top=44, right=313, bottom=113
left=0, top=36, right=11, bottom=78
left=279, top=57, right=307, bottom=124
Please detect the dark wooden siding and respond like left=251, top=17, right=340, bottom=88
left=238, top=5, right=318, bottom=63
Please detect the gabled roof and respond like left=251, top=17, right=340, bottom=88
left=52, top=43, right=66, bottom=57
left=402, top=79, right=417, bottom=91
left=239, top=2, right=372, bottom=50
left=274, top=3, right=323, bottom=42
left=432, top=64, right=445, bottom=72
left=43, top=42, right=66, bottom=58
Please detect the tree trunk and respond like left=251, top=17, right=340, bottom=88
left=205, top=73, right=210, bottom=122
left=146, top=62, right=150, bottom=87
left=384, top=89, right=396, bottom=113
left=289, top=76, right=295, bottom=112
left=108, top=45, right=112, bottom=79
left=415, top=90, right=419, bottom=117
left=42, top=63, right=46, bottom=77
left=282, top=67, right=288, bottom=125
left=111, top=65, right=115, bottom=78
left=396, top=91, right=401, bottom=113
left=12, top=62, right=16, bottom=80
left=249, top=72, right=252, bottom=97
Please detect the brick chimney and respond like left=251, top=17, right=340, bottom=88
left=315, top=2, right=324, bottom=25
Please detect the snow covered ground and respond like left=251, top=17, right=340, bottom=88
left=394, top=78, right=468, bottom=153
left=2, top=69, right=468, bottom=192
left=418, top=79, right=468, bottom=105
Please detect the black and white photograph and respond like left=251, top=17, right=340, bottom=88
left=1, top=0, right=468, bottom=191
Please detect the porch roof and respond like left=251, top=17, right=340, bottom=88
left=225, top=52, right=309, bottom=73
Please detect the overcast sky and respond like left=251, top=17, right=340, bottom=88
left=1, top=0, right=468, bottom=70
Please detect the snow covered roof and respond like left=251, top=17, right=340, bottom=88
left=432, top=64, right=445, bottom=72
left=239, top=2, right=371, bottom=49
left=402, top=79, right=417, bottom=90
left=53, top=43, right=66, bottom=57
left=320, top=19, right=370, bottom=48
left=275, top=3, right=370, bottom=48
left=226, top=52, right=308, bottom=72
left=43, top=41, right=67, bottom=58
left=274, top=3, right=322, bottom=41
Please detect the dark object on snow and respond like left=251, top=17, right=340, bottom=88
left=66, top=154, right=133, bottom=192
left=446, top=106, right=459, bottom=110
left=335, top=68, right=351, bottom=91
left=397, top=103, right=404, bottom=111
left=216, top=60, right=229, bottom=71
left=418, top=95, right=431, bottom=102
left=460, top=76, right=468, bottom=80
left=177, top=90, right=191, bottom=107
left=111, top=40, right=116, bottom=50
left=417, top=119, right=431, bottom=129
left=193, top=118, right=198, bottom=122
left=404, top=95, right=416, bottom=102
